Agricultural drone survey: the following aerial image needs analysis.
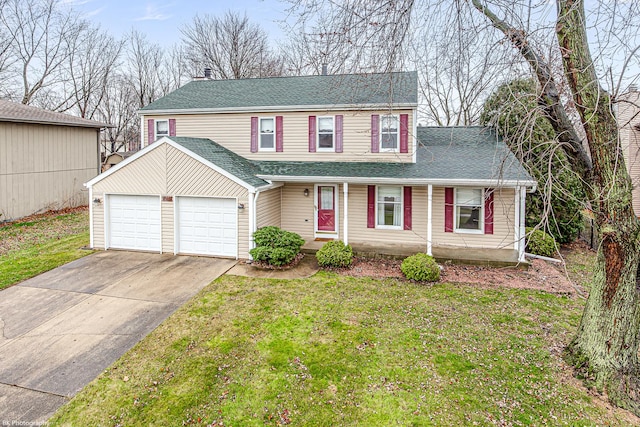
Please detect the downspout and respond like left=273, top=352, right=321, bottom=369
left=89, top=186, right=94, bottom=248
left=519, top=186, right=527, bottom=262
left=427, top=184, right=432, bottom=256
left=343, top=183, right=349, bottom=244
left=249, top=189, right=260, bottom=259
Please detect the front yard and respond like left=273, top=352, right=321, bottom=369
left=51, top=267, right=637, bottom=426
left=0, top=208, right=90, bottom=289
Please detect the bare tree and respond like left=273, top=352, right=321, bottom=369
left=97, top=73, right=140, bottom=155
left=181, top=11, right=283, bottom=79
left=0, top=0, right=83, bottom=107
left=63, top=26, right=124, bottom=118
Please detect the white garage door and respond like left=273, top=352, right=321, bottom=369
left=108, top=195, right=161, bottom=251
left=177, top=197, right=237, bottom=257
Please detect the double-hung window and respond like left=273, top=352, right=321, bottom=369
left=155, top=119, right=169, bottom=140
left=377, top=186, right=402, bottom=228
left=380, top=115, right=399, bottom=151
left=260, top=117, right=275, bottom=151
left=317, top=116, right=334, bottom=150
left=455, top=188, right=483, bottom=232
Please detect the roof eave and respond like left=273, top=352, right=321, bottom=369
left=256, top=174, right=537, bottom=188
left=138, top=103, right=418, bottom=116
left=0, top=117, right=113, bottom=128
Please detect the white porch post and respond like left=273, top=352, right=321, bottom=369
left=343, top=182, right=349, bottom=244
left=427, top=184, right=433, bottom=256
left=518, top=187, right=526, bottom=262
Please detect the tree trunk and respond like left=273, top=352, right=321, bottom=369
left=556, top=0, right=640, bottom=412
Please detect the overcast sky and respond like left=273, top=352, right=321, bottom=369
left=66, top=0, right=288, bottom=46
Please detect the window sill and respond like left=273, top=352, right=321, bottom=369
left=454, top=228, right=484, bottom=235
left=316, top=148, right=335, bottom=152
left=380, top=148, right=399, bottom=153
left=258, top=148, right=276, bottom=152
left=376, top=225, right=403, bottom=230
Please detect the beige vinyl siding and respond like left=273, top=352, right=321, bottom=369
left=162, top=200, right=174, bottom=253
left=166, top=146, right=246, bottom=196
left=92, top=196, right=105, bottom=248
left=93, top=144, right=166, bottom=195
left=618, top=91, right=640, bottom=216
left=431, top=187, right=517, bottom=250
left=143, top=109, right=415, bottom=163
left=257, top=187, right=282, bottom=228
left=281, top=183, right=316, bottom=240
left=0, top=122, right=99, bottom=220
left=347, top=184, right=427, bottom=246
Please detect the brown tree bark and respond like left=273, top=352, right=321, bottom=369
left=472, top=0, right=640, bottom=414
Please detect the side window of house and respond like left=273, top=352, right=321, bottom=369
left=155, top=119, right=169, bottom=140
left=260, top=117, right=275, bottom=150
left=380, top=115, right=399, bottom=151
left=455, top=188, right=483, bottom=231
left=377, top=186, right=402, bottom=228
left=317, top=116, right=334, bottom=150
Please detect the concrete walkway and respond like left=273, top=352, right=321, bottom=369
left=0, top=251, right=235, bottom=424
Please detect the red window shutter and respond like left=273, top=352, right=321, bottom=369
left=367, top=185, right=376, bottom=228
left=169, top=118, right=176, bottom=137
left=276, top=115, right=283, bottom=152
left=400, top=114, right=409, bottom=153
left=371, top=114, right=379, bottom=153
left=308, top=116, right=316, bottom=152
left=484, top=189, right=494, bottom=235
left=335, top=115, right=343, bottom=153
left=250, top=117, right=258, bottom=153
left=147, top=119, right=154, bottom=146
left=404, top=186, right=412, bottom=230
left=445, top=187, right=454, bottom=232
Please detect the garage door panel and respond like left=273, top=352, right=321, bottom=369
left=109, top=195, right=161, bottom=252
left=177, top=197, right=237, bottom=257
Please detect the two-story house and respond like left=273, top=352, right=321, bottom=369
left=85, top=72, right=535, bottom=264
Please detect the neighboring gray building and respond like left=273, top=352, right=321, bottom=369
left=0, top=99, right=109, bottom=220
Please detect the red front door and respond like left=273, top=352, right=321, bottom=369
left=317, top=186, right=336, bottom=232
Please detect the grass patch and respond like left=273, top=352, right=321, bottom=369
left=50, top=271, right=635, bottom=426
left=0, top=210, right=90, bottom=289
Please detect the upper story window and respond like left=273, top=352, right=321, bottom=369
left=377, top=186, right=402, bottom=228
left=380, top=115, right=399, bottom=151
left=260, top=117, right=275, bottom=151
left=155, top=119, right=169, bottom=139
left=455, top=188, right=483, bottom=232
left=317, top=116, right=334, bottom=150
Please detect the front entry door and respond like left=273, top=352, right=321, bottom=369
left=316, top=185, right=336, bottom=233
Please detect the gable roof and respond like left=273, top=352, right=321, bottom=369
left=140, top=72, right=418, bottom=113
left=0, top=99, right=110, bottom=128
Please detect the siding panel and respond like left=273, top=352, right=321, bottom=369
left=162, top=200, right=174, bottom=253
left=93, top=144, right=167, bottom=195
left=0, top=122, right=99, bottom=220
left=143, top=109, right=415, bottom=163
left=257, top=187, right=282, bottom=228
left=93, top=193, right=105, bottom=248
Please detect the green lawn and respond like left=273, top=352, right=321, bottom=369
left=0, top=209, right=90, bottom=290
left=50, top=269, right=636, bottom=426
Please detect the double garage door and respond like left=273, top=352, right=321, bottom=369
left=107, top=195, right=237, bottom=257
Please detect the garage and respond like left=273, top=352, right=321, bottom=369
left=108, top=194, right=161, bottom=251
left=177, top=196, right=237, bottom=257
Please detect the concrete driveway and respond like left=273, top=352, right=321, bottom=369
left=0, top=251, right=235, bottom=423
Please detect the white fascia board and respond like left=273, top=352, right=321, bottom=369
left=85, top=138, right=168, bottom=187
left=255, top=182, right=284, bottom=192
left=86, top=137, right=258, bottom=192
left=137, top=103, right=418, bottom=116
left=256, top=174, right=537, bottom=188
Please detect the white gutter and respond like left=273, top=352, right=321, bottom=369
left=138, top=103, right=419, bottom=116
left=257, top=175, right=537, bottom=189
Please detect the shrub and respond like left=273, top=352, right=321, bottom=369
left=401, top=253, right=440, bottom=282
left=316, top=240, right=353, bottom=268
left=525, top=227, right=557, bottom=257
left=249, top=226, right=305, bottom=267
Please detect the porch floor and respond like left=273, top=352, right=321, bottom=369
left=302, top=239, right=524, bottom=267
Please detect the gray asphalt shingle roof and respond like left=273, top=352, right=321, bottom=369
left=168, top=127, right=534, bottom=189
left=0, top=99, right=110, bottom=128
left=141, top=72, right=418, bottom=112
